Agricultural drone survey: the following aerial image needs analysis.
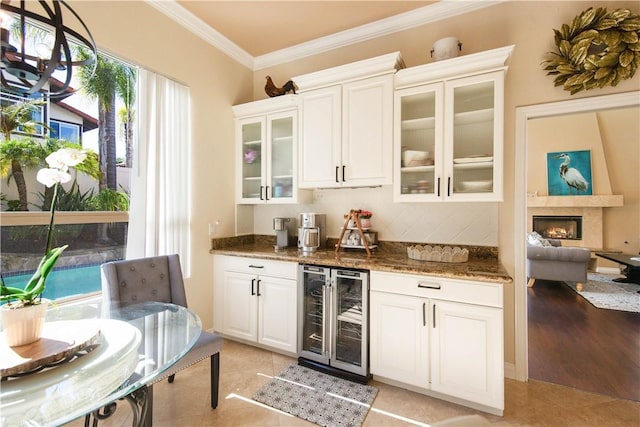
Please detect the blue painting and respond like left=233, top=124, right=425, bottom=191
left=546, top=150, right=592, bottom=195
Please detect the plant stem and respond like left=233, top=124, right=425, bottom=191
left=45, top=183, right=59, bottom=254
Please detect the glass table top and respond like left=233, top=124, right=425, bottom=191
left=0, top=301, right=201, bottom=427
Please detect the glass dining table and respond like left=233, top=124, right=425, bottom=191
left=0, top=300, right=202, bottom=427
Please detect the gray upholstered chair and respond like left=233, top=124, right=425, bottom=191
left=526, top=238, right=591, bottom=290
left=101, top=254, right=224, bottom=410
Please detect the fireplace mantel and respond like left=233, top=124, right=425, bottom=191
left=527, top=195, right=623, bottom=208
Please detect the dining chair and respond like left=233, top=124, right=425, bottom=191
left=101, top=254, right=224, bottom=410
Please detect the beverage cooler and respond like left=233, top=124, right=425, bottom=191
left=298, top=264, right=369, bottom=383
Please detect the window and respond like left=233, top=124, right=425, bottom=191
left=50, top=120, right=81, bottom=144
left=0, top=92, right=46, bottom=137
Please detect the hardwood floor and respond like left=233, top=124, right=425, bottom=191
left=527, top=278, right=640, bottom=402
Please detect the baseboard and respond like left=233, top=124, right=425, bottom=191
left=596, top=266, right=621, bottom=275
left=504, top=362, right=516, bottom=380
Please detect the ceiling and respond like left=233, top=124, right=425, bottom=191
left=175, top=1, right=435, bottom=57
left=150, top=1, right=501, bottom=70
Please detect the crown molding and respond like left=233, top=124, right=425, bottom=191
left=145, top=0, right=254, bottom=69
left=147, top=0, right=505, bottom=71
left=253, top=1, right=504, bottom=70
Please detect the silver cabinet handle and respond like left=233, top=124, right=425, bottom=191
left=422, top=302, right=426, bottom=326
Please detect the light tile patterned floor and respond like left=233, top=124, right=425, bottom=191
left=65, top=339, right=640, bottom=427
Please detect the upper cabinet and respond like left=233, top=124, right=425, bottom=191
left=394, top=46, right=514, bottom=202
left=233, top=95, right=308, bottom=204
left=295, top=52, right=404, bottom=188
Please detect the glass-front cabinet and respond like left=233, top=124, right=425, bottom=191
left=394, top=46, right=512, bottom=202
left=234, top=95, right=300, bottom=204
left=394, top=83, right=443, bottom=201
left=445, top=72, right=503, bottom=201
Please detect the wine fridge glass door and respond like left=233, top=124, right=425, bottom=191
left=331, top=269, right=368, bottom=376
left=299, top=266, right=330, bottom=365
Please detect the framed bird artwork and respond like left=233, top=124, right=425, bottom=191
left=546, top=150, right=593, bottom=196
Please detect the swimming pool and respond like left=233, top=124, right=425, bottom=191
left=3, top=264, right=103, bottom=301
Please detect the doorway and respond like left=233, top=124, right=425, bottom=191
left=514, top=92, right=640, bottom=390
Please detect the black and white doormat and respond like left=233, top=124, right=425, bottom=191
left=252, top=364, right=378, bottom=427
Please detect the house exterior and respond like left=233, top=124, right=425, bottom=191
left=67, top=0, right=640, bottom=379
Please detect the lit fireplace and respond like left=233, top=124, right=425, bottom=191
left=532, top=215, right=582, bottom=240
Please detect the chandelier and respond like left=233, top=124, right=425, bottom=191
left=0, top=0, right=96, bottom=98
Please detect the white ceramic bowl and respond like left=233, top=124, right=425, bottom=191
left=458, top=180, right=492, bottom=191
left=403, top=150, right=429, bottom=167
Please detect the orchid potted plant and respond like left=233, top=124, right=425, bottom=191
left=1, top=147, right=88, bottom=346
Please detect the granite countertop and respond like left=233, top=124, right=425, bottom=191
left=210, top=236, right=512, bottom=284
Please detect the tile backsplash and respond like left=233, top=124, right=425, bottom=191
left=250, top=186, right=498, bottom=247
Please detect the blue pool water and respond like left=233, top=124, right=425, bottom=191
left=3, top=264, right=102, bottom=300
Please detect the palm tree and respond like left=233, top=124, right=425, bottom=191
left=76, top=51, right=119, bottom=190
left=115, top=66, right=136, bottom=168
left=0, top=100, right=47, bottom=211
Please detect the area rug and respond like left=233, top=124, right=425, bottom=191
left=565, top=273, right=640, bottom=313
left=252, top=364, right=378, bottom=427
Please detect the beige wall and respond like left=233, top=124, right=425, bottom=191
left=527, top=108, right=640, bottom=256
left=252, top=1, right=640, bottom=365
left=70, top=1, right=640, bottom=366
left=70, top=1, right=253, bottom=329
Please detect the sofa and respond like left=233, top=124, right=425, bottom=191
left=526, top=232, right=591, bottom=290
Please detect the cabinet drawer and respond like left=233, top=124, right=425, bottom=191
left=217, top=255, right=297, bottom=279
left=370, top=271, right=502, bottom=308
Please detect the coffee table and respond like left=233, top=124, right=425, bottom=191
left=595, top=252, right=640, bottom=286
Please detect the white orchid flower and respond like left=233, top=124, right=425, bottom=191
left=45, top=148, right=87, bottom=172
left=37, top=168, right=72, bottom=188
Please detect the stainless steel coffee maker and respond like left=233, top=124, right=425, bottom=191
left=298, top=213, right=326, bottom=252
left=273, top=217, right=295, bottom=250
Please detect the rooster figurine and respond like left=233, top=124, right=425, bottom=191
left=265, top=76, right=296, bottom=97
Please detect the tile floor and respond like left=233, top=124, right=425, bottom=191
left=67, top=339, right=640, bottom=427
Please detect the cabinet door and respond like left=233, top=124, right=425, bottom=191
left=267, top=110, right=297, bottom=203
left=299, top=86, right=342, bottom=188
left=342, top=75, right=394, bottom=186
left=236, top=117, right=266, bottom=203
left=258, top=276, right=298, bottom=353
left=393, top=82, right=444, bottom=201
left=430, top=299, right=503, bottom=410
left=222, top=271, right=258, bottom=342
left=370, top=291, right=429, bottom=388
left=444, top=71, right=504, bottom=201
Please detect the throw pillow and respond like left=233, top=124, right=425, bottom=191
left=527, top=231, right=552, bottom=247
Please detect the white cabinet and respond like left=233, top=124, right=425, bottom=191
left=369, top=291, right=429, bottom=388
left=394, top=46, right=514, bottom=202
left=213, top=255, right=298, bottom=354
left=233, top=95, right=307, bottom=204
left=299, top=75, right=394, bottom=188
left=430, top=299, right=503, bottom=409
left=294, top=51, right=403, bottom=188
left=369, top=270, right=504, bottom=415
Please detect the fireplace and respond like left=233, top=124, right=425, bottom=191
left=532, top=215, right=582, bottom=240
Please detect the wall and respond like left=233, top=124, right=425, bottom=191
left=526, top=108, right=640, bottom=255
left=69, top=0, right=252, bottom=329
left=66, top=1, right=640, bottom=367
left=248, top=1, right=640, bottom=366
